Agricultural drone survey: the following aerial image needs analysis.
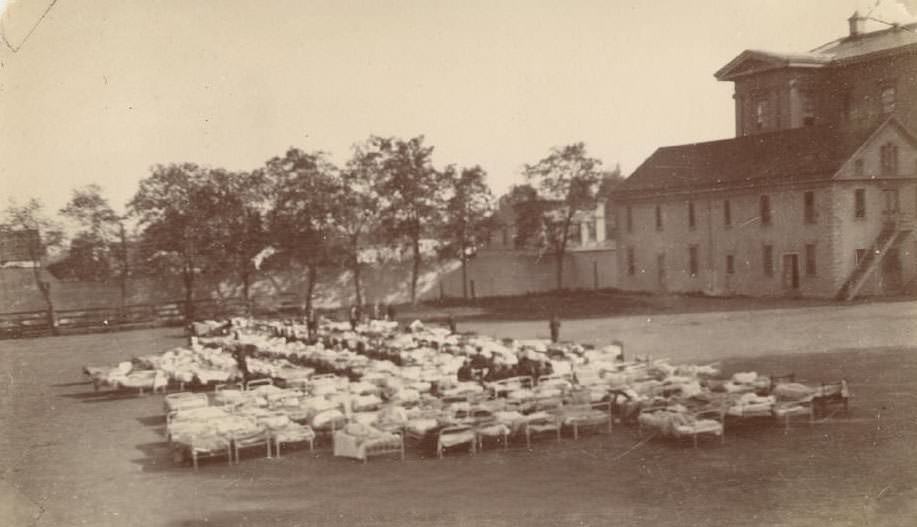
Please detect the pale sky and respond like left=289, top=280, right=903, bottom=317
left=1, top=0, right=916, bottom=218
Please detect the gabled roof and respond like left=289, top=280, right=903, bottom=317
left=716, top=22, right=917, bottom=80
left=613, top=120, right=911, bottom=198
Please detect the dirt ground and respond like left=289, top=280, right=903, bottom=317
left=1, top=300, right=916, bottom=527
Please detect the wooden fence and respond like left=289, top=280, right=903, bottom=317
left=0, top=297, right=254, bottom=339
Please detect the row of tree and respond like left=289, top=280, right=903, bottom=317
left=2, top=135, right=617, bottom=328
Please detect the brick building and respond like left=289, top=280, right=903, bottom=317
left=613, top=14, right=917, bottom=298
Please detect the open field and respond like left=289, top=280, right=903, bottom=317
left=2, top=301, right=917, bottom=527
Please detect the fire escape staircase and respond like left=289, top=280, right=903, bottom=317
left=836, top=219, right=914, bottom=301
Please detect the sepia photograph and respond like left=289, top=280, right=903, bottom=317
left=1, top=1, right=916, bottom=525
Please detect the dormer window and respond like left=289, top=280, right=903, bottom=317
left=801, top=91, right=815, bottom=126
left=755, top=98, right=770, bottom=130
left=881, top=86, right=897, bottom=115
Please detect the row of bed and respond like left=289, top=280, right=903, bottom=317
left=84, top=317, right=850, bottom=470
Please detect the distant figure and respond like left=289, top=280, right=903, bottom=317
left=549, top=314, right=561, bottom=344
left=386, top=304, right=396, bottom=322
left=232, top=343, right=253, bottom=383
left=447, top=314, right=457, bottom=334
left=306, top=308, right=318, bottom=339
left=372, top=301, right=382, bottom=321
left=349, top=305, right=359, bottom=330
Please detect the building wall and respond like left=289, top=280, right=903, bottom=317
left=732, top=52, right=917, bottom=137
left=734, top=69, right=821, bottom=136
left=615, top=184, right=839, bottom=297
left=822, top=52, right=917, bottom=136
left=435, top=248, right=617, bottom=299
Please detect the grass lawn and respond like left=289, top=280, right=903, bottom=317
left=1, top=307, right=916, bottom=527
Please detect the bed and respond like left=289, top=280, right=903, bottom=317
left=558, top=402, right=612, bottom=439
left=811, top=380, right=850, bottom=417
left=436, top=425, right=476, bottom=458
left=164, top=392, right=209, bottom=413
left=257, top=413, right=316, bottom=456
left=333, top=423, right=404, bottom=463
left=638, top=404, right=724, bottom=447
left=523, top=412, right=561, bottom=448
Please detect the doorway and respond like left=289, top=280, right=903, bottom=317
left=782, top=254, right=800, bottom=291
left=881, top=248, right=902, bottom=294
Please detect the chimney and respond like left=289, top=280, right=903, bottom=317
left=848, top=10, right=866, bottom=37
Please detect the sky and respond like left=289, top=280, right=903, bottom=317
left=1, top=0, right=916, bottom=219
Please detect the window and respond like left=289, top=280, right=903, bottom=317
left=569, top=223, right=582, bottom=245
left=881, top=86, right=897, bottom=115
left=627, top=247, right=636, bottom=276
left=883, top=188, right=899, bottom=213
left=763, top=244, right=774, bottom=276
left=688, top=201, right=696, bottom=229
left=760, top=195, right=772, bottom=225
left=803, top=191, right=816, bottom=224
left=855, top=248, right=867, bottom=266
left=805, top=244, right=816, bottom=276
left=726, top=254, right=735, bottom=274
left=864, top=94, right=875, bottom=120
left=586, top=221, right=596, bottom=242
left=655, top=205, right=663, bottom=231
left=854, top=159, right=864, bottom=178
left=880, top=143, right=899, bottom=176
left=854, top=189, right=866, bottom=219
left=688, top=245, right=699, bottom=276
left=801, top=91, right=816, bottom=126
left=626, top=205, right=633, bottom=233
left=755, top=98, right=770, bottom=130
left=723, top=199, right=732, bottom=227
left=845, top=90, right=858, bottom=121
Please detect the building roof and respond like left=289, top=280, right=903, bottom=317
left=614, top=123, right=881, bottom=198
left=811, top=21, right=917, bottom=62
left=716, top=21, right=917, bottom=80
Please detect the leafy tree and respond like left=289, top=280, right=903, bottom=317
left=128, top=163, right=211, bottom=321
left=264, top=148, right=339, bottom=314
left=523, top=142, right=603, bottom=290
left=56, top=185, right=130, bottom=310
left=498, top=183, right=545, bottom=249
left=596, top=164, right=625, bottom=199
left=1, top=198, right=64, bottom=332
left=438, top=165, right=495, bottom=299
left=337, top=142, right=383, bottom=306
left=368, top=135, right=442, bottom=304
left=194, top=168, right=267, bottom=305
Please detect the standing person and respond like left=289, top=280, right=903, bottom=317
left=349, top=304, right=359, bottom=330
left=549, top=314, right=561, bottom=344
left=447, top=313, right=457, bottom=334
left=372, top=301, right=382, bottom=321
left=232, top=343, right=252, bottom=384
left=306, top=307, right=318, bottom=340
left=386, top=304, right=396, bottom=322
